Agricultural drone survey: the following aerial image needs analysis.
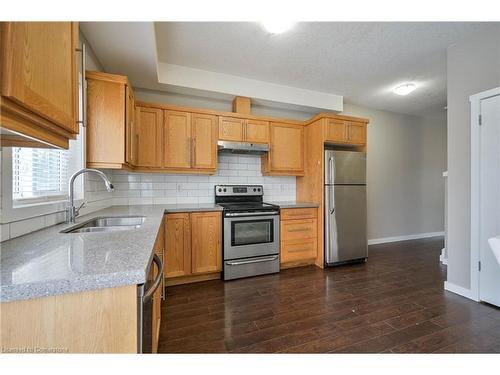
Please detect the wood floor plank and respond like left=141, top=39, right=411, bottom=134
left=158, top=237, right=500, bottom=353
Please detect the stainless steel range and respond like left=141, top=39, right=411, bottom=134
left=215, top=185, right=280, bottom=280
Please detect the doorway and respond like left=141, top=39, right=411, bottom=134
left=470, top=87, right=500, bottom=307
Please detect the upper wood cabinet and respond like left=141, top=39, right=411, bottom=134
left=86, top=71, right=136, bottom=169
left=125, top=86, right=137, bottom=166
left=136, top=106, right=163, bottom=168
left=245, top=119, right=269, bottom=143
left=163, top=110, right=217, bottom=172
left=163, top=110, right=191, bottom=169
left=192, top=113, right=218, bottom=170
left=325, top=119, right=367, bottom=145
left=0, top=22, right=80, bottom=149
left=218, top=116, right=243, bottom=141
left=262, top=122, right=304, bottom=175
left=219, top=116, right=269, bottom=144
left=165, top=211, right=222, bottom=278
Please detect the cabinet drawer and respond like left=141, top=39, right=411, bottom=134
left=281, top=219, right=317, bottom=242
left=281, top=239, right=317, bottom=263
left=281, top=208, right=317, bottom=220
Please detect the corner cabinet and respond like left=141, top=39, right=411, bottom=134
left=0, top=22, right=80, bottom=149
left=165, top=211, right=222, bottom=285
left=262, top=122, right=305, bottom=175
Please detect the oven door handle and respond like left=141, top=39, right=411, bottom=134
left=226, top=256, right=279, bottom=266
left=143, top=254, right=164, bottom=303
left=225, top=211, right=279, bottom=217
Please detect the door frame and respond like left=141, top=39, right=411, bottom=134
left=469, top=86, right=500, bottom=301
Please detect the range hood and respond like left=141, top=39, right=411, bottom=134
left=217, top=140, right=269, bottom=155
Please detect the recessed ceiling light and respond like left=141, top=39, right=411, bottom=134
left=261, top=21, right=295, bottom=34
left=393, top=83, right=417, bottom=96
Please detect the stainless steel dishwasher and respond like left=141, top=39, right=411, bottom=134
left=137, top=254, right=163, bottom=353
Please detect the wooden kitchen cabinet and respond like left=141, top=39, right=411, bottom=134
left=219, top=116, right=269, bottom=144
left=165, top=211, right=222, bottom=284
left=262, top=122, right=304, bottom=175
left=325, top=119, right=367, bottom=145
left=136, top=106, right=163, bottom=168
left=165, top=213, right=191, bottom=278
left=191, top=113, right=218, bottom=170
left=280, top=208, right=318, bottom=267
left=0, top=22, right=80, bottom=149
left=163, top=110, right=192, bottom=169
left=219, top=116, right=244, bottom=141
left=87, top=71, right=137, bottom=169
left=191, top=212, right=222, bottom=274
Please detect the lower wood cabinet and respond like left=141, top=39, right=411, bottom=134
left=165, top=211, right=222, bottom=283
left=280, top=208, right=318, bottom=267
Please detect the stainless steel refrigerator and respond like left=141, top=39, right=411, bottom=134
left=324, top=150, right=367, bottom=266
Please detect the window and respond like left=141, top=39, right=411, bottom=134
left=12, top=147, right=70, bottom=202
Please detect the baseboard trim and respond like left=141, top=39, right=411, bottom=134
left=444, top=281, right=478, bottom=301
left=368, top=231, right=444, bottom=245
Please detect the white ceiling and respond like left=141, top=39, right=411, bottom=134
left=82, top=22, right=497, bottom=116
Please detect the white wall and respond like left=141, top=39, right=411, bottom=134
left=342, top=103, right=447, bottom=242
left=446, top=26, right=500, bottom=291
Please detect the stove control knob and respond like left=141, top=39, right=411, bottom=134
left=218, top=188, right=222, bottom=192
left=257, top=188, right=261, bottom=192
left=253, top=188, right=257, bottom=192
left=223, top=188, right=227, bottom=192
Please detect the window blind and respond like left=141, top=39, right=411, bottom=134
left=12, top=147, right=69, bottom=201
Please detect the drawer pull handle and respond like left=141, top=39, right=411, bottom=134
left=288, top=248, right=312, bottom=253
left=288, top=227, right=311, bottom=232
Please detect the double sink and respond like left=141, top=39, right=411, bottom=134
left=61, top=216, right=146, bottom=233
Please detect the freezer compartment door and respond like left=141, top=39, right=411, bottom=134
left=325, top=185, right=367, bottom=264
left=325, top=150, right=366, bottom=185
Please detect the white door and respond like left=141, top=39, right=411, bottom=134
left=479, top=93, right=500, bottom=306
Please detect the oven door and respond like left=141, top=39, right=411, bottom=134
left=224, top=214, right=280, bottom=260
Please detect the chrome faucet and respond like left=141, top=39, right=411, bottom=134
left=66, top=168, right=114, bottom=223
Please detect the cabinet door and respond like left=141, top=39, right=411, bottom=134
left=165, top=213, right=191, bottom=278
left=218, top=116, right=244, bottom=141
left=245, top=119, right=269, bottom=144
left=347, top=122, right=367, bottom=145
left=192, top=113, right=218, bottom=170
left=136, top=106, right=163, bottom=167
left=269, top=123, right=304, bottom=173
left=86, top=78, right=126, bottom=165
left=191, top=212, right=222, bottom=275
left=125, top=86, right=137, bottom=166
left=163, top=110, right=191, bottom=169
left=1, top=22, right=79, bottom=134
left=326, top=119, right=347, bottom=143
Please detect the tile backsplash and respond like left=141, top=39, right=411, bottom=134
left=109, top=154, right=296, bottom=205
left=1, top=154, right=296, bottom=242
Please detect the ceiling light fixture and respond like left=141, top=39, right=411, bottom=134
left=393, top=83, right=417, bottom=96
left=261, top=21, right=295, bottom=34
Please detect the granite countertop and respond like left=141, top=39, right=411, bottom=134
left=0, top=204, right=222, bottom=303
left=269, top=201, right=320, bottom=209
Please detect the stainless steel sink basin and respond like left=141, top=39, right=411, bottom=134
left=61, top=216, right=146, bottom=233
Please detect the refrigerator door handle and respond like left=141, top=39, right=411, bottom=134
left=328, top=156, right=335, bottom=183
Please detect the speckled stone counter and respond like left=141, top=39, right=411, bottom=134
left=269, top=201, right=320, bottom=209
left=0, top=204, right=222, bottom=303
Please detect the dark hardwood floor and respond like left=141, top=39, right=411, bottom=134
left=158, top=237, right=500, bottom=353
